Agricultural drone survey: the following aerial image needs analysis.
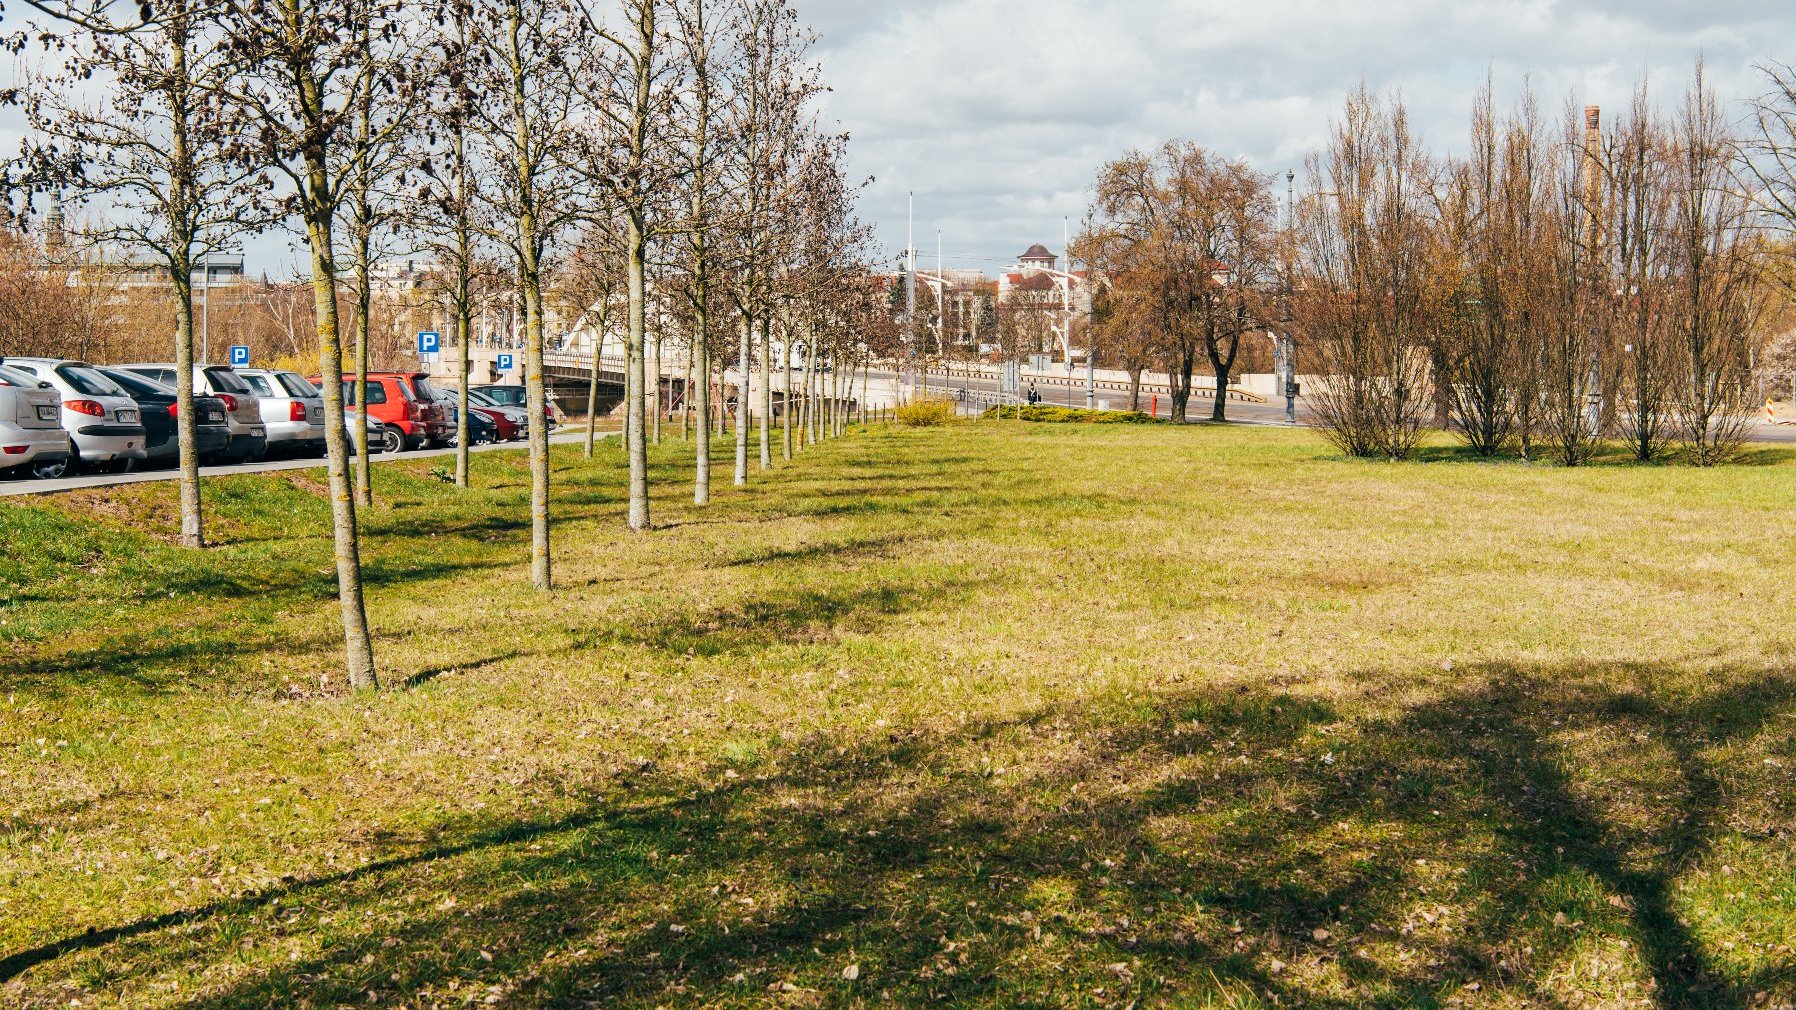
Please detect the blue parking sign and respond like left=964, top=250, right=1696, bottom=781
left=229, top=345, right=250, bottom=367
left=417, top=330, right=440, bottom=354
left=497, top=353, right=514, bottom=372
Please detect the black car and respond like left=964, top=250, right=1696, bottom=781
left=100, top=368, right=232, bottom=467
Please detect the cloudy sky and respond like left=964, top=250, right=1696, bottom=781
left=802, top=0, right=1794, bottom=275
left=4, top=1, right=1789, bottom=279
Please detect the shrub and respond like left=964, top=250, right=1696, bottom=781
left=895, top=399, right=959, bottom=427
left=981, top=404, right=1160, bottom=424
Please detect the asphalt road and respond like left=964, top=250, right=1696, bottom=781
left=0, top=430, right=598, bottom=498
left=896, top=366, right=1796, bottom=442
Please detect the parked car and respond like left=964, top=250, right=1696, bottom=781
left=236, top=368, right=327, bottom=458
left=426, top=389, right=499, bottom=445
left=114, top=363, right=268, bottom=462
left=97, top=367, right=232, bottom=468
left=310, top=371, right=452, bottom=454
left=339, top=407, right=389, bottom=456
left=0, top=357, right=147, bottom=472
left=465, top=388, right=527, bottom=441
left=473, top=384, right=555, bottom=431
left=0, top=362, right=72, bottom=479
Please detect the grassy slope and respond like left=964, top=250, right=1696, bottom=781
left=2, top=424, right=1794, bottom=1009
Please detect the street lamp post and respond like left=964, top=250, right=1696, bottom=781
left=199, top=251, right=209, bottom=364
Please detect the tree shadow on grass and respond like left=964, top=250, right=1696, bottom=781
left=6, top=662, right=1791, bottom=1007
left=577, top=576, right=977, bottom=658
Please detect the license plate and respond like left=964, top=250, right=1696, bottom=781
left=309, top=406, right=324, bottom=421
left=206, top=410, right=225, bottom=423
left=35, top=404, right=56, bottom=421
left=117, top=408, right=139, bottom=423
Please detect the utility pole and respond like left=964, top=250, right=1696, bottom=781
left=200, top=251, right=210, bottom=364
left=1282, top=169, right=1297, bottom=423
left=905, top=193, right=917, bottom=399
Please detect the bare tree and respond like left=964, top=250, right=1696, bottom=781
left=561, top=216, right=626, bottom=458
left=718, top=0, right=821, bottom=479
left=1434, top=81, right=1547, bottom=457
left=574, top=0, right=687, bottom=530
left=1297, top=85, right=1435, bottom=459
left=471, top=0, right=585, bottom=581
left=1747, top=60, right=1796, bottom=300
left=206, top=0, right=423, bottom=690
left=12, top=0, right=265, bottom=546
left=408, top=0, right=493, bottom=487
left=1537, top=99, right=1607, bottom=467
left=1608, top=86, right=1679, bottom=462
left=1667, top=62, right=1761, bottom=465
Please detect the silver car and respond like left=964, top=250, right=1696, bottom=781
left=115, top=363, right=268, bottom=462
left=237, top=368, right=327, bottom=457
left=0, top=363, right=72, bottom=478
left=0, top=357, right=147, bottom=471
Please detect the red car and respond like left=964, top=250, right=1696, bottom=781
left=466, top=387, right=529, bottom=441
left=310, top=371, right=452, bottom=453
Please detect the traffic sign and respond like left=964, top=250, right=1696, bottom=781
left=417, top=331, right=440, bottom=354
left=228, top=345, right=250, bottom=367
left=496, top=353, right=514, bottom=372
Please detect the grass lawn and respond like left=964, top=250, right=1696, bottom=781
left=2, top=422, right=1794, bottom=1009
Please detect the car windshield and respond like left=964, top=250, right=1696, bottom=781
left=278, top=373, right=319, bottom=398
left=484, top=387, right=526, bottom=405
left=342, top=381, right=388, bottom=405
left=103, top=369, right=173, bottom=397
left=205, top=367, right=254, bottom=394
left=466, top=389, right=499, bottom=407
left=409, top=376, right=438, bottom=401
left=58, top=364, right=128, bottom=397
left=0, top=364, right=40, bottom=387
left=241, top=373, right=277, bottom=397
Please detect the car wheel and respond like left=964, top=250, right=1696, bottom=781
left=380, top=425, right=405, bottom=455
left=30, top=458, right=68, bottom=480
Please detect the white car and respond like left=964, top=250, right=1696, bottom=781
left=0, top=363, right=72, bottom=478
left=0, top=357, right=146, bottom=471
left=236, top=368, right=327, bottom=457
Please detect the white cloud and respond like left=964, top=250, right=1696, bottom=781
left=804, top=0, right=1795, bottom=270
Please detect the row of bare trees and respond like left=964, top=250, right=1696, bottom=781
left=5, top=0, right=879, bottom=690
left=1303, top=65, right=1781, bottom=465
left=1076, top=64, right=1796, bottom=457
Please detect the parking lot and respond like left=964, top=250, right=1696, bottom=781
left=1, top=356, right=561, bottom=491
left=0, top=428, right=593, bottom=497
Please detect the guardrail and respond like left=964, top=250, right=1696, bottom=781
left=931, top=366, right=1266, bottom=403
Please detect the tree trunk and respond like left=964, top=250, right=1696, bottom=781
left=733, top=312, right=749, bottom=486
left=304, top=194, right=376, bottom=691
left=757, top=315, right=772, bottom=469
left=651, top=327, right=662, bottom=445
left=781, top=326, right=793, bottom=460
left=626, top=215, right=651, bottom=529
left=693, top=279, right=712, bottom=505
left=583, top=311, right=602, bottom=458
left=456, top=287, right=472, bottom=486
left=681, top=335, right=692, bottom=441
left=521, top=234, right=552, bottom=588
left=171, top=262, right=204, bottom=548
left=352, top=220, right=373, bottom=506
left=801, top=350, right=815, bottom=445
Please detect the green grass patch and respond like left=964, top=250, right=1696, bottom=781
left=982, top=404, right=1162, bottom=423
left=2, top=423, right=1795, bottom=1008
